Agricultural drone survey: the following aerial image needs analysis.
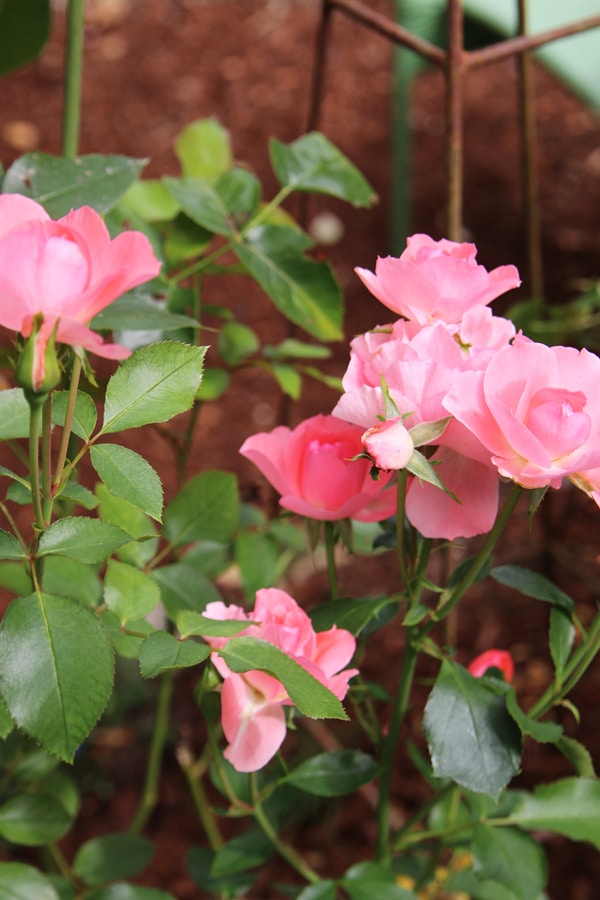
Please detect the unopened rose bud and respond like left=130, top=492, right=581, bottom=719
left=361, top=416, right=414, bottom=470
left=15, top=314, right=61, bottom=406
left=468, top=649, right=514, bottom=682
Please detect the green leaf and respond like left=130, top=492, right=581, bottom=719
left=270, top=133, right=376, bottom=206
left=0, top=694, right=14, bottom=739
left=139, top=632, right=209, bottom=678
left=101, top=342, right=206, bottom=434
left=118, top=179, right=180, bottom=221
left=0, top=862, right=59, bottom=899
left=176, top=610, right=253, bottom=639
left=423, top=659, right=521, bottom=799
left=510, top=777, right=600, bottom=848
left=165, top=169, right=260, bottom=236
left=59, top=481, right=99, bottom=511
left=218, top=637, right=349, bottom=720
left=472, top=824, right=547, bottom=900
left=73, top=833, right=154, bottom=887
left=406, top=448, right=455, bottom=496
left=163, top=470, right=239, bottom=546
left=556, top=736, right=596, bottom=777
left=0, top=792, right=73, bottom=846
left=91, top=444, right=163, bottom=521
left=286, top=751, right=379, bottom=797
left=269, top=361, right=302, bottom=399
left=342, top=862, right=417, bottom=900
left=52, top=390, right=97, bottom=441
left=263, top=338, right=331, bottom=360
left=0, top=529, right=27, bottom=561
left=233, top=225, right=343, bottom=341
left=0, top=593, right=114, bottom=761
left=217, top=321, right=259, bottom=366
left=95, top=486, right=158, bottom=568
left=0, top=0, right=51, bottom=75
left=38, top=517, right=131, bottom=564
left=504, top=687, right=562, bottom=743
left=175, top=118, right=232, bottom=179
left=196, top=367, right=230, bottom=401
left=163, top=213, right=212, bottom=266
left=0, top=388, right=30, bottom=439
left=43, top=557, right=102, bottom=608
left=3, top=153, right=147, bottom=217
left=92, top=292, right=198, bottom=333
left=102, top=611, right=154, bottom=661
left=234, top=531, right=279, bottom=596
left=310, top=595, right=399, bottom=637
left=104, top=560, right=161, bottom=625
left=151, top=563, right=223, bottom=621
left=549, top=606, right=575, bottom=678
left=491, top=565, right=574, bottom=613
left=210, top=828, right=273, bottom=878
left=297, top=883, right=338, bottom=900
left=86, top=886, right=175, bottom=900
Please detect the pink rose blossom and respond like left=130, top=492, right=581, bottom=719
left=0, top=194, right=161, bottom=365
left=468, top=649, right=514, bottom=682
left=202, top=589, right=357, bottom=771
left=355, top=234, right=520, bottom=326
left=240, top=414, right=397, bottom=522
left=361, top=417, right=414, bottom=470
left=443, top=335, right=600, bottom=490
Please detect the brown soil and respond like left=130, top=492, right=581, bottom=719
left=1, top=1, right=600, bottom=898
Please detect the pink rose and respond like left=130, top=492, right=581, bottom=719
left=0, top=194, right=161, bottom=365
left=361, top=417, right=414, bottom=470
left=240, top=414, right=397, bottom=522
left=443, top=335, right=600, bottom=490
left=468, top=649, right=514, bottom=682
left=355, top=233, right=520, bottom=326
left=202, top=589, right=357, bottom=771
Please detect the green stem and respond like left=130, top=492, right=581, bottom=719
left=324, top=521, right=339, bottom=601
left=53, top=355, right=82, bottom=493
left=41, top=394, right=53, bottom=525
left=376, top=627, right=419, bottom=861
left=528, top=610, right=600, bottom=719
left=395, top=470, right=410, bottom=597
left=29, top=402, right=45, bottom=531
left=129, top=671, right=174, bottom=834
left=251, top=773, right=320, bottom=885
left=177, top=745, right=224, bottom=850
left=62, top=0, right=85, bottom=158
left=436, top=484, right=523, bottom=620
left=392, top=782, right=455, bottom=850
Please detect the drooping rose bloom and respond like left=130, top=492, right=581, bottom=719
left=201, top=589, right=358, bottom=771
left=355, top=234, right=520, bottom=326
left=0, top=194, right=161, bottom=375
left=240, top=414, right=397, bottom=522
left=443, top=335, right=600, bottom=491
left=468, top=649, right=514, bottom=682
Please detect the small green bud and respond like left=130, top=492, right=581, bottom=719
left=15, top=314, right=61, bottom=407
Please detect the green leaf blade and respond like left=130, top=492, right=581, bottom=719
left=101, top=342, right=206, bottom=434
left=0, top=594, right=114, bottom=761
left=219, top=636, right=349, bottom=721
left=91, top=444, right=163, bottom=521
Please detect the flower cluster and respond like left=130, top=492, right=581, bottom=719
left=200, top=589, right=357, bottom=771
left=242, top=234, right=600, bottom=539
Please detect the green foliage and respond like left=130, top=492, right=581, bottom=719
left=0, top=0, right=50, bottom=75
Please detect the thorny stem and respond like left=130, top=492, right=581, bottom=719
left=324, top=521, right=339, bottom=601
left=28, top=402, right=45, bottom=532
left=41, top=394, right=53, bottom=525
left=53, top=355, right=82, bottom=493
left=375, top=625, right=419, bottom=861
left=436, top=484, right=523, bottom=621
left=250, top=773, right=321, bottom=885
left=62, top=0, right=85, bottom=159
left=129, top=671, right=174, bottom=834
left=177, top=744, right=224, bottom=850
